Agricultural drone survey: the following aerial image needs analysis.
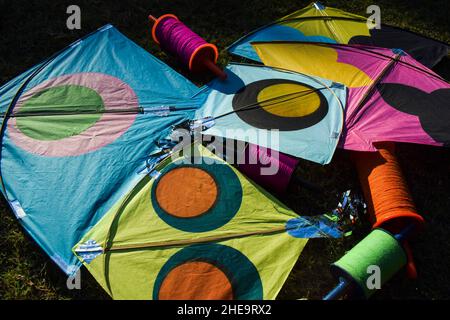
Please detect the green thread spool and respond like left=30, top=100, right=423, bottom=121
left=331, top=228, right=407, bottom=298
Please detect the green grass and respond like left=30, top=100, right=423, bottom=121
left=0, top=0, right=449, bottom=300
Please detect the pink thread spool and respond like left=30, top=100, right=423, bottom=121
left=149, top=14, right=227, bottom=80
left=237, top=143, right=299, bottom=194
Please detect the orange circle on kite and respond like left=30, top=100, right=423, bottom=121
left=158, top=261, right=234, bottom=300
left=155, top=167, right=218, bottom=218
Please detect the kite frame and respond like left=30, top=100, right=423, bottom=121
left=250, top=40, right=450, bottom=148
left=227, top=16, right=450, bottom=59
left=250, top=41, right=450, bottom=84
left=195, top=61, right=346, bottom=133
left=0, top=25, right=120, bottom=200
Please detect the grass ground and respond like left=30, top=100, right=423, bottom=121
left=0, top=0, right=449, bottom=300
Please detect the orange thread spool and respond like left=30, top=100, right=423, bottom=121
left=352, top=142, right=424, bottom=278
left=352, top=142, right=424, bottom=233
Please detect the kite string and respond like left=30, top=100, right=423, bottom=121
left=151, top=14, right=226, bottom=78
left=351, top=142, right=423, bottom=231
left=155, top=15, right=209, bottom=67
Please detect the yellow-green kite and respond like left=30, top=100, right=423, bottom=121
left=73, top=144, right=326, bottom=299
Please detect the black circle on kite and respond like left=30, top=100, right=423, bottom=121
left=231, top=79, right=329, bottom=131
left=377, top=83, right=450, bottom=146
left=151, top=157, right=243, bottom=232
left=153, top=243, right=263, bottom=300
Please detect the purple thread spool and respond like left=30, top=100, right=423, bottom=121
left=150, top=14, right=226, bottom=79
left=237, top=143, right=299, bottom=194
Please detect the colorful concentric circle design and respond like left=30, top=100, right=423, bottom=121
left=151, top=157, right=243, bottom=232
left=232, top=79, right=328, bottom=131
left=8, top=72, right=138, bottom=157
left=153, top=243, right=263, bottom=300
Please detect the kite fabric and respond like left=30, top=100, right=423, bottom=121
left=253, top=42, right=450, bottom=151
left=0, top=25, right=348, bottom=277
left=195, top=63, right=347, bottom=164
left=73, top=143, right=352, bottom=299
left=0, top=25, right=205, bottom=274
left=228, top=2, right=449, bottom=68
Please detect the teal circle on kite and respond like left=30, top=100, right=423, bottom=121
left=153, top=243, right=263, bottom=300
left=151, top=157, right=243, bottom=233
left=8, top=72, right=138, bottom=157
left=232, top=79, right=328, bottom=131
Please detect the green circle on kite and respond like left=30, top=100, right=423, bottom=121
left=16, top=85, right=105, bottom=141
left=153, top=243, right=263, bottom=300
left=151, top=158, right=243, bottom=233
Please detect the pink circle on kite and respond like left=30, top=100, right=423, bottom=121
left=8, top=73, right=138, bottom=157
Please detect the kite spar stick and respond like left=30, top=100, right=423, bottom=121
left=314, top=2, right=345, bottom=44
left=149, top=14, right=227, bottom=80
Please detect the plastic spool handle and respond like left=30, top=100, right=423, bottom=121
left=204, top=59, right=227, bottom=80
left=323, top=278, right=350, bottom=300
left=393, top=224, right=418, bottom=279
left=403, top=241, right=418, bottom=279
